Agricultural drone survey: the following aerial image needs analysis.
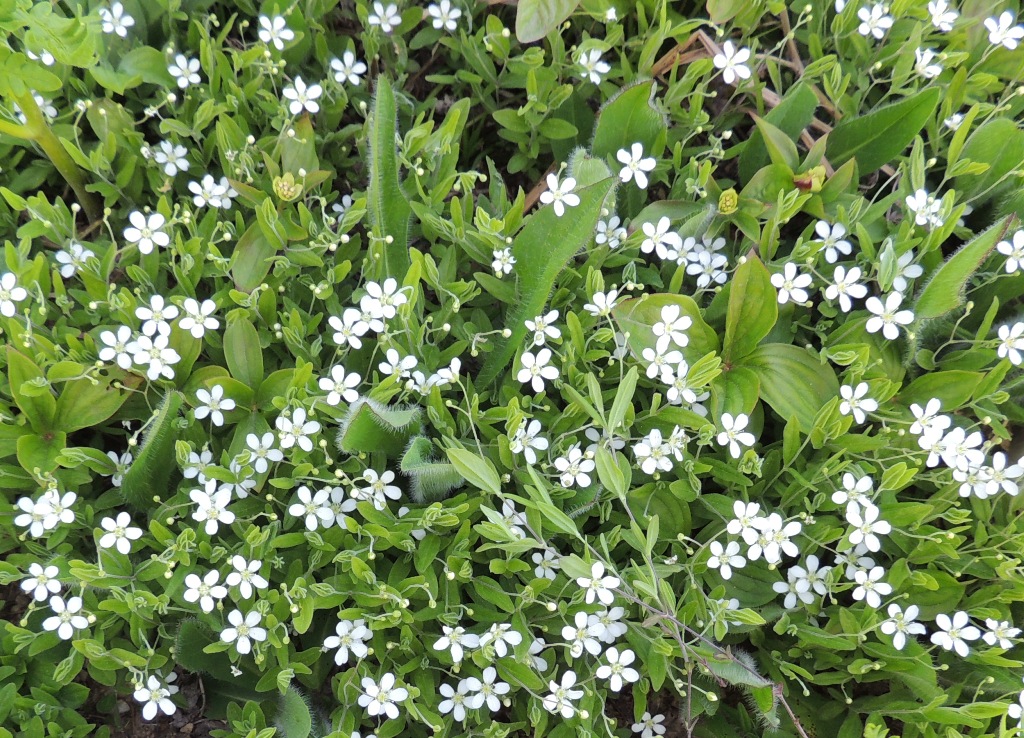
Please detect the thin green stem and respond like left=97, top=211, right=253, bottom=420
left=0, top=117, right=31, bottom=138
left=10, top=90, right=101, bottom=222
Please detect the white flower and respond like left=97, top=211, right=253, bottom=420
left=368, top=2, right=401, bottom=33
left=21, top=563, right=61, bottom=602
left=577, top=561, right=619, bottom=606
left=480, top=622, right=523, bottom=657
left=839, top=382, right=878, bottom=424
left=510, top=419, right=549, bottom=465
left=1008, top=690, right=1024, bottom=725
left=194, top=384, right=235, bottom=427
left=433, top=625, right=480, bottom=663
left=928, top=0, right=957, bottom=31
left=998, top=230, right=1024, bottom=274
left=905, top=189, right=943, bottom=228
left=329, top=308, right=370, bottom=349
left=258, top=15, right=294, bottom=50
left=616, top=143, right=656, bottom=189
left=595, top=647, right=639, bottom=692
left=427, top=0, right=462, bottom=31
left=532, top=549, right=561, bottom=580
left=244, top=432, right=282, bottom=475
left=727, top=501, right=763, bottom=538
left=857, top=3, right=893, bottom=39
left=771, top=262, right=813, bottom=304
left=642, top=345, right=682, bottom=380
left=985, top=11, right=1024, bottom=50
left=852, top=565, right=892, bottom=609
left=943, top=113, right=964, bottom=131
left=595, top=216, right=627, bottom=248
left=492, top=247, right=515, bottom=277
left=55, top=241, right=96, bottom=278
left=283, top=76, right=323, bottom=115
left=124, top=211, right=170, bottom=254
left=276, top=407, right=320, bottom=452
left=562, top=609, right=603, bottom=657
left=914, top=48, right=942, bottom=79
left=632, top=712, right=667, bottom=738
left=289, top=485, right=333, bottom=531
left=931, top=611, right=981, bottom=657
left=517, top=348, right=559, bottom=393
left=182, top=449, right=213, bottom=483
left=221, top=610, right=267, bottom=655
left=982, top=452, right=1024, bottom=497
left=42, top=596, right=89, bottom=640
left=632, top=429, right=674, bottom=476
left=0, top=272, right=28, bottom=317
left=538, top=174, right=580, bottom=217
left=773, top=565, right=813, bottom=609
left=686, top=249, right=729, bottom=288
left=26, top=49, right=55, bottom=66
left=98, top=325, right=135, bottom=369
left=133, top=673, right=178, bottom=721
left=832, top=472, right=874, bottom=509
left=183, top=570, right=227, bottom=613
left=354, top=469, right=402, bottom=510
left=136, top=294, right=178, bottom=337
left=652, top=303, right=691, bottom=353
left=438, top=680, right=473, bottom=721
left=938, top=426, right=985, bottom=471
left=500, top=500, right=528, bottom=539
left=744, top=512, right=801, bottom=564
left=525, top=310, right=561, bottom=346
left=909, top=398, right=950, bottom=437
left=178, top=298, right=219, bottom=338
left=578, top=49, right=610, bottom=84
left=98, top=511, right=143, bottom=555
left=319, top=365, right=361, bottom=406
left=998, top=322, right=1024, bottom=366
left=362, top=278, right=408, bottom=320
left=554, top=446, right=595, bottom=488
left=542, top=671, right=584, bottom=718
left=190, top=482, right=235, bottom=535
left=712, top=40, right=752, bottom=85
left=225, top=556, right=269, bottom=599
left=188, top=174, right=235, bottom=209
left=324, top=619, right=371, bottom=665
left=812, top=221, right=852, bottom=264
left=707, top=540, right=746, bottom=580
left=717, top=413, right=755, bottom=459
left=892, top=249, right=924, bottom=292
left=846, top=501, right=891, bottom=552
left=99, top=3, right=135, bottom=37
left=129, top=334, right=181, bottom=381
left=865, top=292, right=914, bottom=340
left=14, top=495, right=51, bottom=538
left=982, top=618, right=1021, bottom=649
left=879, top=603, right=926, bottom=650
left=825, top=265, right=867, bottom=313
left=331, top=50, right=368, bottom=85
left=528, top=637, right=549, bottom=671
left=358, top=673, right=408, bottom=720
left=583, top=288, right=619, bottom=317
left=798, top=554, right=832, bottom=596
left=641, top=217, right=682, bottom=261
left=152, top=140, right=190, bottom=176
left=464, top=667, right=509, bottom=712
left=168, top=54, right=201, bottom=89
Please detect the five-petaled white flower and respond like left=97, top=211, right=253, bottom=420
left=438, top=680, right=474, bottom=721
left=358, top=672, right=408, bottom=720
left=845, top=501, right=891, bottom=552
left=510, top=419, right=549, bottom=465
left=324, top=619, right=371, bottom=665
left=152, top=140, right=190, bottom=176
left=480, top=622, right=523, bottom=658
left=771, top=262, right=813, bottom=305
left=583, top=288, right=619, bottom=317
left=319, top=365, right=361, bottom=406
left=221, top=609, right=267, bottom=655
left=225, top=556, right=269, bottom=599
left=985, top=11, right=1024, bottom=50
left=129, top=333, right=181, bottom=380
left=42, top=595, right=89, bottom=640
left=539, top=173, right=580, bottom=217
left=857, top=3, right=893, bottom=39
left=542, top=671, right=584, bottom=718
left=124, top=211, right=170, bottom=255
left=533, top=549, right=561, bottom=580
left=982, top=618, right=1021, bottom=649
left=880, top=603, right=926, bottom=650
left=283, top=76, right=323, bottom=115
left=258, top=15, right=295, bottom=50
left=427, top=0, right=462, bottom=31
left=825, top=265, right=868, bottom=313
left=492, top=247, right=515, bottom=277
left=465, top=666, right=509, bottom=712
left=55, top=241, right=96, bottom=278
left=616, top=143, right=657, bottom=189
left=928, top=0, right=957, bottom=31
left=331, top=50, right=368, bottom=86
left=354, top=469, right=403, bottom=510
left=595, top=646, right=640, bottom=691
left=276, top=407, right=320, bottom=452
left=632, top=712, right=667, bottom=738
left=525, top=310, right=561, bottom=346
left=812, top=221, right=852, bottom=264
left=98, top=511, right=143, bottom=554
left=136, top=294, right=178, bottom=337
left=998, top=322, right=1024, bottom=366
left=190, top=481, right=235, bottom=535
left=99, top=325, right=135, bottom=369
left=865, top=292, right=914, bottom=340
left=195, top=384, right=236, bottom=426
left=717, top=413, right=755, bottom=459
left=852, top=565, right=892, bottom=609
left=839, top=382, right=878, bottom=424
left=707, top=540, right=746, bottom=580
left=244, top=432, right=283, bottom=474
left=914, top=48, right=942, bottom=79
left=178, top=298, right=219, bottom=338
left=183, top=570, right=227, bottom=613
left=434, top=624, right=480, bottom=663
left=169, top=54, right=201, bottom=89
left=578, top=49, right=611, bottom=84
left=368, top=2, right=402, bottom=34
left=0, top=272, right=28, bottom=317
left=133, top=673, right=178, bottom=721
left=712, top=41, right=752, bottom=85
left=554, top=446, right=596, bottom=488
left=21, top=563, right=61, bottom=602
left=997, top=230, right=1024, bottom=274
left=577, top=561, right=619, bottom=605
left=931, top=611, right=981, bottom=657
left=518, top=348, right=559, bottom=393
left=289, top=485, right=333, bottom=531
left=99, top=2, right=135, bottom=37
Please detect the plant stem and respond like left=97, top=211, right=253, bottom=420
left=0, top=118, right=31, bottom=138
left=10, top=91, right=101, bottom=223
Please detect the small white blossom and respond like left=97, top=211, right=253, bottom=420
left=713, top=40, right=752, bottom=85
left=857, top=3, right=893, bottom=39
left=914, top=48, right=942, bottom=79
left=324, top=619, right=371, bottom=665
left=707, top=540, right=746, bottom=580
left=538, top=174, right=580, bottom=217
left=583, top=288, right=619, bottom=317
left=542, top=671, right=584, bottom=718
left=183, top=570, right=227, bottom=613
left=331, top=51, right=368, bottom=86
left=632, top=712, right=667, bottom=738
left=985, top=11, right=1024, bottom=50
left=276, top=407, right=320, bottom=453
left=319, top=365, right=361, bottom=406
left=257, top=15, right=295, bottom=50
left=852, top=565, right=892, bottom=609
left=554, top=446, right=595, bottom=488
left=517, top=348, right=559, bottom=393
left=368, top=2, right=402, bottom=33
left=152, top=140, right=190, bottom=176
left=434, top=625, right=480, bottom=663
left=225, top=556, right=269, bottom=599
left=931, top=611, right=980, bottom=657
left=998, top=230, right=1024, bottom=274
left=358, top=673, right=409, bottom=721
left=99, top=2, right=135, bottom=37
left=194, top=384, right=236, bottom=426
left=577, top=561, right=619, bottom=606
left=717, top=413, right=755, bottom=458
left=928, top=0, right=957, bottom=31
left=21, top=563, right=61, bottom=602
left=0, top=272, right=28, bottom=317
left=865, top=292, right=914, bottom=340
left=283, top=76, right=323, bottom=115
left=812, top=221, right=852, bottom=264
left=839, top=382, right=878, bottom=424
left=42, top=596, right=88, bottom=640
left=845, top=501, right=891, bottom=552
left=771, top=263, right=813, bottom=304
left=492, top=247, right=515, bottom=277
left=825, top=265, right=867, bottom=312
left=55, top=241, right=96, bottom=278
left=289, top=485, right=333, bottom=531
left=220, top=610, right=267, bottom=655
left=616, top=143, right=656, bottom=189
left=427, top=0, right=461, bottom=31
left=510, top=419, right=549, bottom=465
left=168, top=54, right=201, bottom=89
left=98, top=511, right=143, bottom=554
left=578, top=49, right=610, bottom=84
left=880, top=603, right=926, bottom=650
left=982, top=618, right=1021, bottom=649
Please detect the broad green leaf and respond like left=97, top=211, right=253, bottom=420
left=515, top=0, right=578, bottom=43
left=751, top=115, right=799, bottom=171
left=400, top=435, right=465, bottom=503
left=231, top=221, right=277, bottom=292
left=446, top=447, right=502, bottom=495
left=590, top=80, right=669, bottom=160
left=118, top=46, right=176, bottom=87
left=53, top=374, right=128, bottom=433
left=595, top=447, right=626, bottom=497
left=706, top=0, right=747, bottom=23
left=741, top=344, right=839, bottom=432
left=478, top=178, right=616, bottom=386
left=16, top=431, right=66, bottom=474
left=611, top=293, right=720, bottom=365
left=826, top=87, right=940, bottom=173
left=915, top=217, right=1014, bottom=321
left=627, top=483, right=691, bottom=539
left=367, top=77, right=412, bottom=280
left=337, top=398, right=422, bottom=457
left=723, top=255, right=777, bottom=362
left=280, top=115, right=319, bottom=177
left=223, top=317, right=264, bottom=390
left=119, top=391, right=183, bottom=509
left=952, top=118, right=1024, bottom=204
left=739, top=82, right=818, bottom=182
left=6, top=346, right=55, bottom=433
left=710, top=366, right=760, bottom=419
left=898, top=371, right=984, bottom=410
left=276, top=686, right=312, bottom=738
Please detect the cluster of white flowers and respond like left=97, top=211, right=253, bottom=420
left=328, top=277, right=410, bottom=349
left=14, top=489, right=76, bottom=538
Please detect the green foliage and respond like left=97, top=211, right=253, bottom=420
left=119, top=391, right=183, bottom=509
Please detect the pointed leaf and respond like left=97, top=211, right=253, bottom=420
left=723, top=256, right=777, bottom=362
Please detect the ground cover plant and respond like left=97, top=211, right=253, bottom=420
left=2, top=0, right=1024, bottom=736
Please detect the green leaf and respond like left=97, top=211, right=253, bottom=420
left=723, top=255, right=777, bottom=362
left=590, top=80, right=669, bottom=160
left=607, top=366, right=637, bottom=434
left=223, top=317, right=265, bottom=390
left=276, top=686, right=312, bottom=738
left=400, top=435, right=466, bottom=503
left=231, top=221, right=277, bottom=293
left=898, top=371, right=984, bottom=410
left=740, top=344, right=839, bottom=432
left=611, top=293, right=720, bottom=365
left=367, top=77, right=412, bottom=280
left=280, top=115, right=319, bottom=177
left=515, top=0, right=578, bottom=43
left=750, top=115, right=799, bottom=171
left=710, top=366, right=760, bottom=419
left=595, top=447, right=626, bottom=497
left=446, top=447, right=502, bottom=495
left=16, top=431, right=66, bottom=474
left=6, top=346, right=55, bottom=433
left=119, top=391, right=183, bottom=510
left=336, top=398, right=422, bottom=457
left=478, top=178, right=616, bottom=387
left=53, top=374, right=128, bottom=433
left=826, top=87, right=941, bottom=173
left=915, top=217, right=1014, bottom=321
left=706, top=0, right=748, bottom=24
left=952, top=118, right=1024, bottom=204
left=118, top=46, right=176, bottom=87
left=739, top=84, right=818, bottom=182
